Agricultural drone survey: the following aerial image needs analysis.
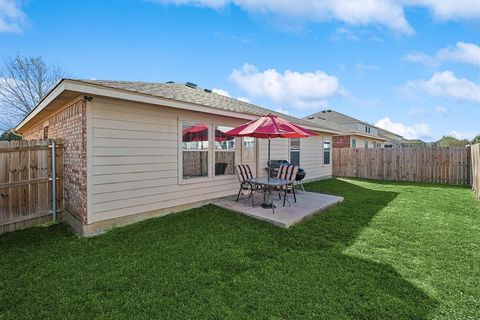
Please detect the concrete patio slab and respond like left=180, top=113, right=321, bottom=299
left=213, top=191, right=343, bottom=228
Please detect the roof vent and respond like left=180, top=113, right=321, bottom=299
left=204, top=88, right=212, bottom=93
left=185, top=82, right=197, bottom=89
left=165, top=81, right=174, bottom=84
left=306, top=116, right=314, bottom=120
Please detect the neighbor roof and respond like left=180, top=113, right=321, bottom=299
left=305, top=109, right=403, bottom=141
left=306, top=110, right=371, bottom=126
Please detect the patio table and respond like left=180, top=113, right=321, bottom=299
left=247, top=177, right=292, bottom=213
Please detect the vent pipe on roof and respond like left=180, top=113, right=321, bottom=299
left=185, top=82, right=197, bottom=89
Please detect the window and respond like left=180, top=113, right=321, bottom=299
left=181, top=122, right=209, bottom=179
left=215, top=126, right=235, bottom=176
left=365, top=141, right=369, bottom=148
left=290, top=138, right=300, bottom=166
left=351, top=138, right=356, bottom=148
left=323, top=138, right=331, bottom=165
left=242, top=137, right=256, bottom=162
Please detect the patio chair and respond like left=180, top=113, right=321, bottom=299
left=275, top=164, right=298, bottom=207
left=235, top=164, right=256, bottom=206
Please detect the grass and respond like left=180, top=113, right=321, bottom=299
left=1, top=178, right=479, bottom=319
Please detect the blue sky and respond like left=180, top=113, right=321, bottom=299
left=1, top=0, right=479, bottom=141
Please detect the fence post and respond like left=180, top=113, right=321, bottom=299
left=50, top=140, right=57, bottom=223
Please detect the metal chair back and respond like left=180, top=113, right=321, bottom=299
left=236, top=164, right=254, bottom=183
left=277, top=164, right=298, bottom=183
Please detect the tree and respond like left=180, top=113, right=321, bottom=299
left=0, top=130, right=22, bottom=141
left=436, top=135, right=469, bottom=147
left=471, top=135, right=480, bottom=145
left=0, top=55, right=64, bottom=131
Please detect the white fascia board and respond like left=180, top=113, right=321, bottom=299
left=14, top=82, right=67, bottom=132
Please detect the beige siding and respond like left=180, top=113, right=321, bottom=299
left=257, top=138, right=289, bottom=177
left=90, top=98, right=246, bottom=223
left=351, top=135, right=384, bottom=149
left=300, top=135, right=332, bottom=181
left=89, top=97, right=333, bottom=223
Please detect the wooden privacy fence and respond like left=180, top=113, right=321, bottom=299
left=333, top=147, right=471, bottom=185
left=0, top=139, right=63, bottom=234
left=472, top=144, right=480, bottom=197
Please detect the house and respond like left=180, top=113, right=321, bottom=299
left=377, top=127, right=405, bottom=148
left=305, top=110, right=388, bottom=148
left=14, top=79, right=341, bottom=235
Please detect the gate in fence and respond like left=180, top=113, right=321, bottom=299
left=0, top=139, right=63, bottom=234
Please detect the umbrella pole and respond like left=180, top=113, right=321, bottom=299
left=268, top=136, right=271, bottom=184
left=266, top=136, right=275, bottom=211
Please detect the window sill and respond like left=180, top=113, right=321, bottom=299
left=179, top=174, right=236, bottom=185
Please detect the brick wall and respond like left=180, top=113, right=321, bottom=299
left=333, top=135, right=351, bottom=148
left=23, top=99, right=87, bottom=224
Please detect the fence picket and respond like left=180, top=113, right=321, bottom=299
left=0, top=139, right=63, bottom=234
left=333, top=146, right=471, bottom=186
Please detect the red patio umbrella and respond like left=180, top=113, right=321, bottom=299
left=182, top=124, right=234, bottom=142
left=225, top=113, right=316, bottom=183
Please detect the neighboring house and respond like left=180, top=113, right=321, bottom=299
left=377, top=127, right=405, bottom=148
left=305, top=110, right=388, bottom=149
left=15, top=79, right=341, bottom=235
left=402, top=139, right=427, bottom=147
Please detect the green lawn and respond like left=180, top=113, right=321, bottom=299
left=1, top=179, right=479, bottom=319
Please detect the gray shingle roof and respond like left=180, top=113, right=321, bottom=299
left=73, top=79, right=341, bottom=134
left=305, top=109, right=404, bottom=140
left=306, top=110, right=371, bottom=125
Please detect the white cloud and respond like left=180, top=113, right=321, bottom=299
left=274, top=107, right=290, bottom=115
left=437, top=42, right=480, bottom=66
left=436, top=106, right=448, bottom=116
left=154, top=1, right=480, bottom=34
left=237, top=97, right=251, bottom=103
left=229, top=63, right=343, bottom=110
left=448, top=130, right=476, bottom=141
left=212, top=88, right=232, bottom=97
left=404, top=52, right=438, bottom=67
left=156, top=0, right=412, bottom=34
left=330, top=27, right=359, bottom=41
left=407, top=0, right=480, bottom=21
left=405, top=71, right=480, bottom=103
left=375, top=117, right=431, bottom=139
left=405, top=42, right=480, bottom=67
left=408, top=108, right=428, bottom=119
left=0, top=0, right=25, bottom=33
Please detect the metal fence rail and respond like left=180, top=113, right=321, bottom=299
left=0, top=139, right=63, bottom=234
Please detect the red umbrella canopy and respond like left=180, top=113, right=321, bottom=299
left=182, top=124, right=235, bottom=142
left=225, top=113, right=317, bottom=138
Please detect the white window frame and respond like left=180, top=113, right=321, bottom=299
left=214, top=125, right=236, bottom=177
left=179, top=120, right=212, bottom=184
left=323, top=137, right=331, bottom=166
left=289, top=138, right=301, bottom=166
left=178, top=119, right=238, bottom=185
